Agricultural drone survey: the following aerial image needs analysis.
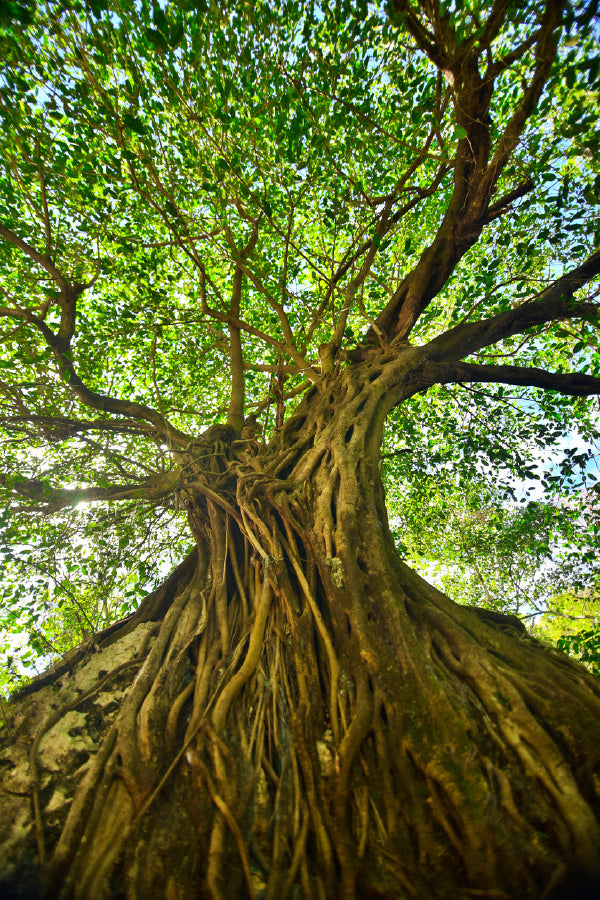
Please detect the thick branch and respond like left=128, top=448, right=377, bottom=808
left=227, top=265, right=245, bottom=434
left=0, top=224, right=67, bottom=289
left=374, top=0, right=564, bottom=344
left=0, top=414, right=156, bottom=440
left=0, top=216, right=187, bottom=445
left=433, top=361, right=600, bottom=397
left=1, top=472, right=178, bottom=509
left=475, top=2, right=565, bottom=206
left=483, top=178, right=535, bottom=223
left=393, top=1, right=440, bottom=65
left=479, top=0, right=512, bottom=49
left=0, top=305, right=191, bottom=447
left=54, top=351, right=191, bottom=447
left=424, top=251, right=600, bottom=361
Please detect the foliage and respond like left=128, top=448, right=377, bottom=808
left=383, top=383, right=600, bottom=614
left=557, top=626, right=600, bottom=678
left=0, top=502, right=188, bottom=694
left=533, top=591, right=600, bottom=678
left=0, top=0, right=599, bottom=688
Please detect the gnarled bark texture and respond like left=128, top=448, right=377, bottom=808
left=2, top=349, right=600, bottom=899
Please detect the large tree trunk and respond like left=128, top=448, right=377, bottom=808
left=2, top=350, right=600, bottom=899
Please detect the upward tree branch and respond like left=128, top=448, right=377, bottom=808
left=0, top=303, right=191, bottom=447
left=0, top=223, right=67, bottom=289
left=372, top=0, right=564, bottom=344
left=0, top=204, right=194, bottom=446
left=227, top=264, right=246, bottom=434
left=475, top=3, right=565, bottom=206
left=424, top=250, right=600, bottom=361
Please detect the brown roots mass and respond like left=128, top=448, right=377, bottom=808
left=2, top=360, right=600, bottom=899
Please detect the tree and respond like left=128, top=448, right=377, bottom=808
left=1, top=0, right=600, bottom=897
left=534, top=591, right=600, bottom=677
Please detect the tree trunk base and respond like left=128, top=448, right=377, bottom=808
left=1, top=540, right=600, bottom=900
left=2, top=391, right=600, bottom=900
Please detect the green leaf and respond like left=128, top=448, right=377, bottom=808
left=122, top=114, right=147, bottom=135
left=144, top=27, right=168, bottom=52
left=0, top=0, right=35, bottom=24
left=169, top=21, right=185, bottom=48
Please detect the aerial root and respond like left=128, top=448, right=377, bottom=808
left=20, top=492, right=600, bottom=900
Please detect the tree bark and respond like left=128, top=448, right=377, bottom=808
left=2, top=349, right=600, bottom=900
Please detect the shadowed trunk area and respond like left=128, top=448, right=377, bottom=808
left=2, top=354, right=600, bottom=899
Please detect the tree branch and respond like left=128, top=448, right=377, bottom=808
left=0, top=304, right=191, bottom=447
left=303, top=161, right=449, bottom=353
left=393, top=1, right=440, bottom=65
left=0, top=223, right=67, bottom=289
left=0, top=413, right=161, bottom=441
left=1, top=472, right=178, bottom=510
left=433, top=361, right=600, bottom=397
left=478, top=0, right=512, bottom=50
left=483, top=177, right=535, bottom=223
left=227, top=264, right=246, bottom=434
left=475, top=2, right=565, bottom=207
left=373, top=0, right=565, bottom=344
left=0, top=170, right=190, bottom=444
left=424, top=250, right=600, bottom=361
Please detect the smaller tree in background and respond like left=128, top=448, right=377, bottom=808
left=534, top=592, right=600, bottom=678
